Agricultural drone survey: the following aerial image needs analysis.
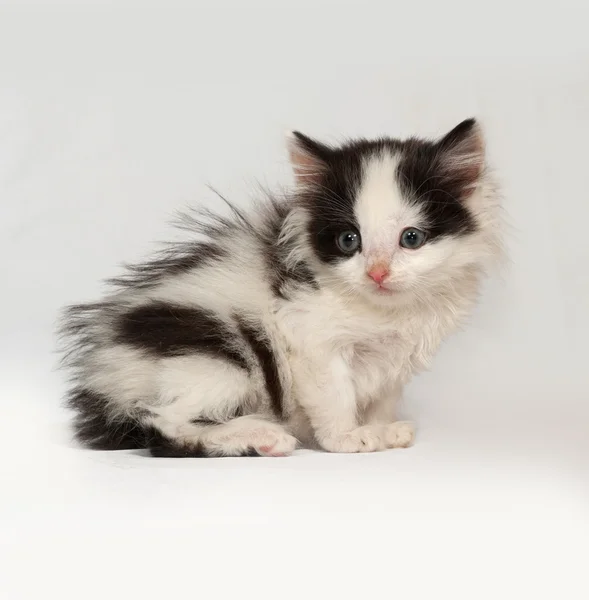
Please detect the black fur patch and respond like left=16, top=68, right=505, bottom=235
left=235, top=316, right=283, bottom=420
left=271, top=252, right=318, bottom=299
left=190, top=417, right=224, bottom=426
left=396, top=123, right=477, bottom=239
left=66, top=388, right=148, bottom=450
left=149, top=439, right=208, bottom=457
left=116, top=303, right=249, bottom=368
left=259, top=201, right=318, bottom=299
left=296, top=146, right=364, bottom=264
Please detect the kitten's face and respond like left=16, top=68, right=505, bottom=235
left=289, top=120, right=495, bottom=306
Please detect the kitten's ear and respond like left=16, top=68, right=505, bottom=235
left=437, top=118, right=485, bottom=198
left=287, top=131, right=332, bottom=185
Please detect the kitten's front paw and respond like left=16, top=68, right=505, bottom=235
left=320, top=425, right=386, bottom=453
left=384, top=421, right=415, bottom=448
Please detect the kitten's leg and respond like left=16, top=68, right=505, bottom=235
left=144, top=355, right=297, bottom=457
left=363, top=379, right=415, bottom=448
left=363, top=380, right=401, bottom=425
left=149, top=414, right=298, bottom=458
left=294, top=356, right=412, bottom=453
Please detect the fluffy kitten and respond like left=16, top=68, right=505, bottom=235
left=59, top=118, right=501, bottom=457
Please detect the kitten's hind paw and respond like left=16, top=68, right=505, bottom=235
left=255, top=430, right=298, bottom=457
left=205, top=419, right=298, bottom=457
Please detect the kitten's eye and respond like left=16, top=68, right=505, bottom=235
left=399, top=227, right=427, bottom=249
left=336, top=230, right=361, bottom=254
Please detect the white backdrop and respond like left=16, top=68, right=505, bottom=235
left=1, top=2, right=588, bottom=599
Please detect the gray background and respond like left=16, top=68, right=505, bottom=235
left=1, top=2, right=588, bottom=599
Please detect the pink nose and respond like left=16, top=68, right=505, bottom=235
left=367, top=267, right=389, bottom=284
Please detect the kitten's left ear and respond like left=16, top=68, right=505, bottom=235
left=287, top=131, right=333, bottom=185
left=437, top=118, right=485, bottom=197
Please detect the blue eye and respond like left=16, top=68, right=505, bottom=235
left=400, top=228, right=427, bottom=249
left=336, top=230, right=361, bottom=254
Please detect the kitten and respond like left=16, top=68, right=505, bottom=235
left=58, top=118, right=502, bottom=457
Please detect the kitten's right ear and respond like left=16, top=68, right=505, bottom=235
left=286, top=131, right=332, bottom=185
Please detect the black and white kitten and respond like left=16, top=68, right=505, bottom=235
left=59, top=119, right=501, bottom=457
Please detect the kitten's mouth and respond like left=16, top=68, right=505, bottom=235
left=373, top=284, right=397, bottom=296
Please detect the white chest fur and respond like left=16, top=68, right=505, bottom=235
left=274, top=280, right=474, bottom=408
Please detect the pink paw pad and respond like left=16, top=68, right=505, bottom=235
left=258, top=444, right=287, bottom=457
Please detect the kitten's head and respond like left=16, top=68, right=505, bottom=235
left=287, top=119, right=501, bottom=306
